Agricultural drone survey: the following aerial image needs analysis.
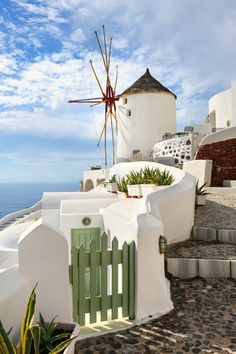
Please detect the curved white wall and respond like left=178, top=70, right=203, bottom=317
left=209, top=80, right=236, bottom=129
left=209, top=89, right=232, bottom=128
left=200, top=126, right=236, bottom=146
left=109, top=162, right=195, bottom=243
left=116, top=93, right=176, bottom=162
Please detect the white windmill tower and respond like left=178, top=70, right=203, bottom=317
left=116, top=68, right=177, bottom=162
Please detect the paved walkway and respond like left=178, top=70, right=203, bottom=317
left=76, top=278, right=236, bottom=354
left=195, top=193, right=236, bottom=230
left=166, top=240, right=236, bottom=259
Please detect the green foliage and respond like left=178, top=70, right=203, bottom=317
left=0, top=286, right=78, bottom=354
left=154, top=169, right=175, bottom=186
left=38, top=313, right=70, bottom=353
left=117, top=177, right=128, bottom=192
left=125, top=167, right=175, bottom=186
left=108, top=175, right=117, bottom=183
left=0, top=285, right=39, bottom=354
left=126, top=171, right=143, bottom=185
left=196, top=181, right=209, bottom=195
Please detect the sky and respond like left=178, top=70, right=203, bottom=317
left=0, top=0, right=235, bottom=182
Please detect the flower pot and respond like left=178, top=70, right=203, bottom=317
left=195, top=195, right=206, bottom=206
left=127, top=184, right=142, bottom=197
left=141, top=184, right=169, bottom=196
left=59, top=322, right=80, bottom=354
left=117, top=191, right=127, bottom=199
left=106, top=182, right=118, bottom=192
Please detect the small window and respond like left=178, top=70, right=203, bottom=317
left=123, top=97, right=127, bottom=104
left=128, top=109, right=131, bottom=117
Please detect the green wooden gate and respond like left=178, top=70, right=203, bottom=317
left=70, top=232, right=135, bottom=325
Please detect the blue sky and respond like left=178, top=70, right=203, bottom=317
left=0, top=0, right=235, bottom=182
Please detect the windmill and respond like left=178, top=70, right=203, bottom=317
left=68, top=26, right=119, bottom=165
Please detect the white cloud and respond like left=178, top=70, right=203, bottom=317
left=70, top=28, right=86, bottom=42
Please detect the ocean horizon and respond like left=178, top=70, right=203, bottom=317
left=0, top=182, right=79, bottom=219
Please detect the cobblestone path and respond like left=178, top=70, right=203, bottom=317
left=75, top=278, right=236, bottom=354
left=194, top=193, right=236, bottom=230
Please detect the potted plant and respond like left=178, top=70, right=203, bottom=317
left=103, top=175, right=118, bottom=193
left=127, top=170, right=143, bottom=197
left=117, top=177, right=129, bottom=198
left=126, top=167, right=175, bottom=197
left=195, top=181, right=209, bottom=205
left=0, top=285, right=79, bottom=354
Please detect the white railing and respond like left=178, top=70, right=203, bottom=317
left=0, top=199, right=42, bottom=227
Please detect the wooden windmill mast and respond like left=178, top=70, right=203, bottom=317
left=68, top=26, right=119, bottom=165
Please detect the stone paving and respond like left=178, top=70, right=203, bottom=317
left=166, top=240, right=236, bottom=260
left=75, top=193, right=236, bottom=354
left=195, top=193, right=236, bottom=230
left=75, top=278, right=236, bottom=354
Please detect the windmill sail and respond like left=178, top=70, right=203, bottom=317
left=69, top=26, right=119, bottom=165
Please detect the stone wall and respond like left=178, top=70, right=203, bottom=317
left=196, top=138, right=236, bottom=186
left=153, top=134, right=198, bottom=164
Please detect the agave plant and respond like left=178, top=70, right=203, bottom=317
left=196, top=181, right=209, bottom=195
left=126, top=170, right=143, bottom=185
left=117, top=177, right=128, bottom=192
left=0, top=286, right=77, bottom=354
left=154, top=169, right=175, bottom=186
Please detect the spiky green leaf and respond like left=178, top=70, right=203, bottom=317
left=30, top=325, right=40, bottom=354
left=0, top=321, right=16, bottom=354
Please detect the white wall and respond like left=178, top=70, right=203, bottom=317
left=231, top=80, right=236, bottom=126
left=153, top=134, right=197, bottom=164
left=18, top=221, right=72, bottom=324
left=83, top=169, right=110, bottom=191
left=116, top=93, right=176, bottom=162
left=60, top=198, right=118, bottom=255
left=41, top=191, right=117, bottom=230
left=144, top=173, right=195, bottom=243
left=209, top=87, right=233, bottom=128
left=0, top=265, right=31, bottom=343
left=200, top=126, right=236, bottom=146
left=102, top=201, right=173, bottom=320
left=108, top=161, right=195, bottom=244
left=183, top=160, right=212, bottom=187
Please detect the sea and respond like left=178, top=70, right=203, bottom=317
left=0, top=182, right=79, bottom=219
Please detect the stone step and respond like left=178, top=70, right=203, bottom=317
left=193, top=226, right=236, bottom=243
left=166, top=257, right=236, bottom=279
left=166, top=240, right=236, bottom=279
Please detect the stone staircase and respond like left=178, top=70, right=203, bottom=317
left=166, top=226, right=236, bottom=279
left=0, top=212, right=32, bottom=231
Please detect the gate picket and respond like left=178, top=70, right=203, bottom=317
left=78, top=245, right=85, bottom=325
left=71, top=232, right=135, bottom=325
left=112, top=237, right=119, bottom=319
left=90, top=238, right=97, bottom=323
left=122, top=241, right=129, bottom=317
left=101, top=232, right=108, bottom=321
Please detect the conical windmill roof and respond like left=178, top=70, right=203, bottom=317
left=121, top=68, right=176, bottom=98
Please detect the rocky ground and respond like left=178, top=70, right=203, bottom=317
left=194, top=193, right=236, bottom=230
left=75, top=278, right=236, bottom=354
